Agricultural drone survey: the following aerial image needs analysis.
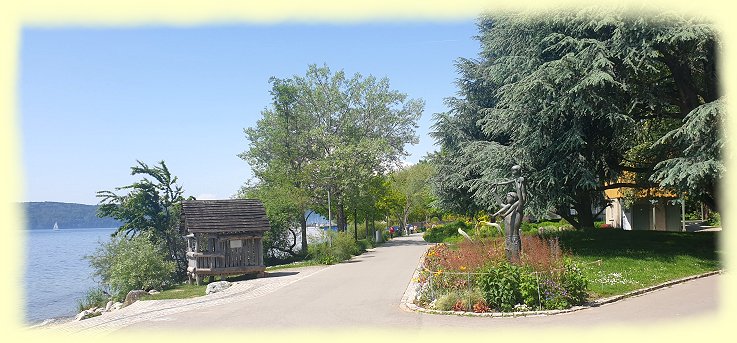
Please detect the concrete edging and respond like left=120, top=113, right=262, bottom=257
left=399, top=249, right=723, bottom=317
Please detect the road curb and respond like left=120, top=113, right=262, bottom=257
left=400, top=248, right=723, bottom=317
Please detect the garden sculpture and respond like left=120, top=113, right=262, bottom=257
left=491, top=165, right=526, bottom=261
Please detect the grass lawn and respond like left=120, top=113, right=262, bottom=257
left=550, top=229, right=721, bottom=299
left=140, top=284, right=207, bottom=300
left=139, top=261, right=322, bottom=301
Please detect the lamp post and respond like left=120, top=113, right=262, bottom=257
left=327, top=188, right=332, bottom=231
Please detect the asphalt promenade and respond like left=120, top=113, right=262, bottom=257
left=39, top=234, right=722, bottom=335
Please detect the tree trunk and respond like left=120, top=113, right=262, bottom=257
left=337, top=202, right=347, bottom=231
left=300, top=215, right=308, bottom=256
left=659, top=49, right=701, bottom=116
left=353, top=207, right=358, bottom=240
left=574, top=191, right=595, bottom=230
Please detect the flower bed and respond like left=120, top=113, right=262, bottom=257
left=414, top=236, right=588, bottom=313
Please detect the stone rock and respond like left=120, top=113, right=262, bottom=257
left=148, top=289, right=160, bottom=295
left=124, top=290, right=149, bottom=306
left=105, top=300, right=114, bottom=312
left=205, top=281, right=231, bottom=295
left=75, top=309, right=93, bottom=321
left=113, top=302, right=124, bottom=310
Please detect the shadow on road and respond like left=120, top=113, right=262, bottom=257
left=262, top=271, right=299, bottom=278
left=380, top=236, right=432, bottom=247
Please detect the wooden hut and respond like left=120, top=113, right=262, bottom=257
left=181, top=199, right=270, bottom=284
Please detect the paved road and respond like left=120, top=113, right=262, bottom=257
left=48, top=234, right=721, bottom=335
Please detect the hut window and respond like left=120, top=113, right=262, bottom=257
left=229, top=240, right=243, bottom=249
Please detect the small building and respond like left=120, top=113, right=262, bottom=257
left=181, top=199, right=271, bottom=284
left=604, top=186, right=684, bottom=231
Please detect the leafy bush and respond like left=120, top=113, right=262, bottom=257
left=476, top=259, right=588, bottom=311
left=308, top=243, right=338, bottom=265
left=433, top=289, right=486, bottom=312
left=332, top=231, right=360, bottom=259
left=86, top=232, right=177, bottom=301
left=307, top=231, right=361, bottom=265
left=423, top=221, right=469, bottom=243
left=356, top=239, right=374, bottom=251
left=77, top=288, right=110, bottom=311
left=521, top=220, right=574, bottom=234
left=419, top=236, right=588, bottom=312
left=477, top=263, right=522, bottom=312
left=707, top=212, right=721, bottom=227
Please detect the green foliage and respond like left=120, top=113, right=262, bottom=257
left=238, top=181, right=305, bottom=259
left=476, top=260, right=588, bottom=311
left=23, top=202, right=122, bottom=230
left=650, top=99, right=724, bottom=211
left=356, top=239, right=374, bottom=251
left=307, top=230, right=361, bottom=265
left=240, top=64, right=423, bottom=235
left=707, top=212, right=721, bottom=227
left=521, top=220, right=575, bottom=234
left=430, top=8, right=721, bottom=229
left=86, top=232, right=177, bottom=301
left=432, top=289, right=485, bottom=312
left=77, top=288, right=110, bottom=311
left=477, top=263, right=522, bottom=312
left=422, top=221, right=469, bottom=243
left=382, top=162, right=437, bottom=232
left=96, top=160, right=188, bottom=280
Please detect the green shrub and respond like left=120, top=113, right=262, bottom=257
left=707, top=212, right=721, bottom=227
left=308, top=243, right=338, bottom=265
left=332, top=231, right=360, bottom=259
left=477, top=263, right=522, bottom=312
left=432, top=289, right=485, bottom=311
left=433, top=291, right=461, bottom=311
left=559, top=259, right=588, bottom=305
left=77, top=288, right=110, bottom=311
left=307, top=230, right=360, bottom=265
left=356, top=239, right=374, bottom=251
left=423, top=221, right=469, bottom=243
left=476, top=260, right=588, bottom=312
left=521, top=220, right=574, bottom=234
left=86, top=232, right=177, bottom=301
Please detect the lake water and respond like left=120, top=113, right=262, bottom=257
left=22, top=226, right=337, bottom=324
left=23, top=227, right=117, bottom=325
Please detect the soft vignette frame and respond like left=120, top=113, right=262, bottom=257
left=0, top=0, right=733, bottom=342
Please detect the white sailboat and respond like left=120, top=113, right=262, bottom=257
left=52, top=222, right=59, bottom=231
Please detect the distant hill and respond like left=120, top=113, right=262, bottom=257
left=23, top=202, right=123, bottom=230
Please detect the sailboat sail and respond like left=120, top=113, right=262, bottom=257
left=53, top=222, right=59, bottom=230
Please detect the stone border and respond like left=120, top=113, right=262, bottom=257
left=400, top=251, right=724, bottom=317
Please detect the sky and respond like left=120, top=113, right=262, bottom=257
left=19, top=21, right=481, bottom=205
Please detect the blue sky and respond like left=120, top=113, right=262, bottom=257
left=19, top=21, right=480, bottom=205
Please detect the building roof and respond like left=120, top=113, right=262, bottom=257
left=604, top=172, right=678, bottom=199
left=181, top=199, right=270, bottom=233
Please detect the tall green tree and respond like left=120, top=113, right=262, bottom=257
left=241, top=64, right=423, bottom=248
left=97, top=160, right=188, bottom=279
left=236, top=178, right=307, bottom=259
left=386, top=161, right=436, bottom=233
left=431, top=8, right=722, bottom=229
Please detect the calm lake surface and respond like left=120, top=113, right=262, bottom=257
left=24, top=227, right=116, bottom=324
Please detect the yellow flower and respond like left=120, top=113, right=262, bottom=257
left=434, top=269, right=443, bottom=276
left=460, top=266, right=467, bottom=271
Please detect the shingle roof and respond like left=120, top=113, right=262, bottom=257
left=181, top=199, right=270, bottom=233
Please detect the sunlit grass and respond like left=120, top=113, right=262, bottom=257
left=140, top=284, right=206, bottom=300
left=549, top=229, right=721, bottom=299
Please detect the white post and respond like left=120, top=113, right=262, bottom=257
left=651, top=202, right=657, bottom=230
left=681, top=197, right=686, bottom=232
